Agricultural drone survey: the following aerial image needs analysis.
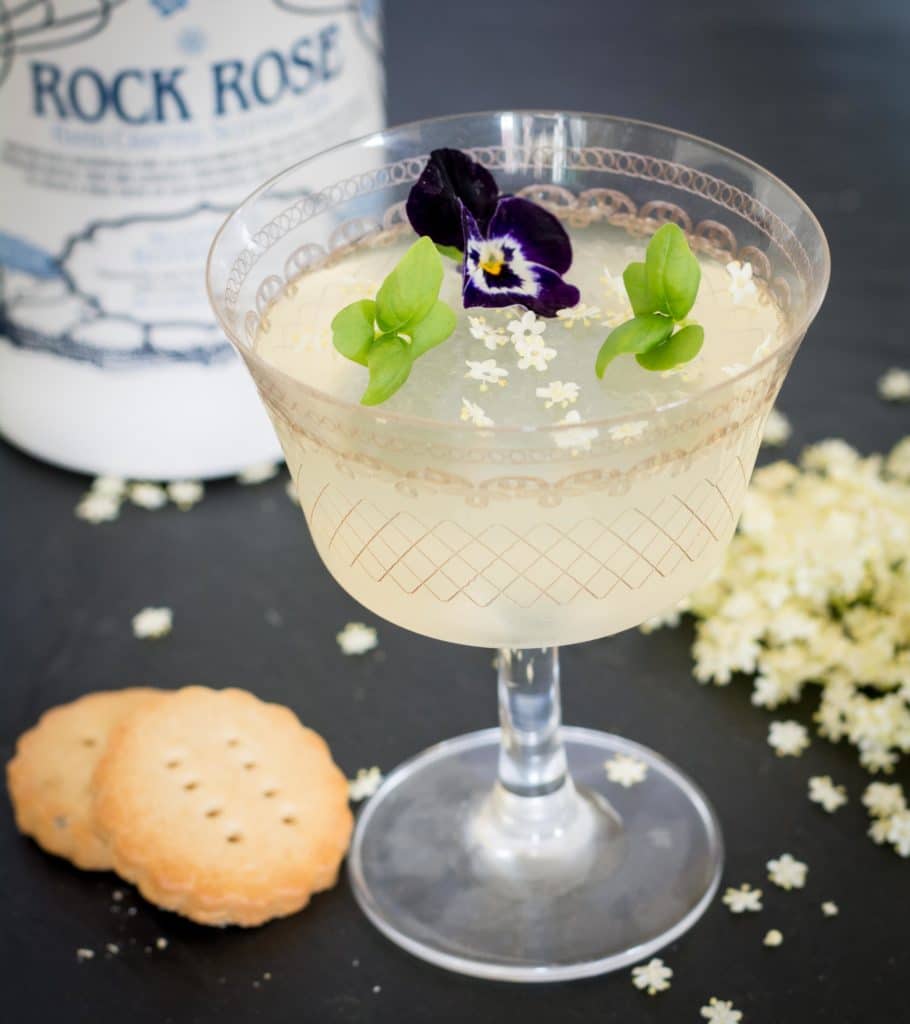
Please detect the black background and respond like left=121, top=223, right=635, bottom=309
left=2, top=1, right=909, bottom=1021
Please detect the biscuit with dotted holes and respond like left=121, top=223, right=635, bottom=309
left=6, top=688, right=164, bottom=870
left=90, top=686, right=353, bottom=927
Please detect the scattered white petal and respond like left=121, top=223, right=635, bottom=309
left=808, top=775, right=847, bottom=813
left=762, top=409, right=792, bottom=448
left=75, top=492, right=121, bottom=524
left=166, top=480, right=204, bottom=510
left=630, top=957, right=672, bottom=995
left=821, top=901, right=839, bottom=917
left=722, top=883, right=763, bottom=913
left=348, top=766, right=383, bottom=802
left=700, top=997, right=743, bottom=1023
left=608, top=420, right=648, bottom=442
left=878, top=368, right=910, bottom=402
left=465, top=358, right=508, bottom=390
left=76, top=948, right=95, bottom=962
left=763, top=928, right=784, bottom=947
left=460, top=398, right=494, bottom=427
left=601, top=267, right=630, bottom=305
left=131, top=606, right=173, bottom=639
left=155, top=937, right=168, bottom=950
left=91, top=476, right=127, bottom=498
left=336, top=622, right=378, bottom=656
left=105, top=943, right=120, bottom=956
left=535, top=380, right=579, bottom=408
left=604, top=753, right=648, bottom=787
left=768, top=720, right=810, bottom=757
left=237, top=461, right=280, bottom=485
left=129, top=482, right=168, bottom=510
left=767, top=852, right=808, bottom=890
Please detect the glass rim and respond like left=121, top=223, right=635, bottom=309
left=206, top=109, right=831, bottom=437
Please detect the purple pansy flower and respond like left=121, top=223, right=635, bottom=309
left=406, top=148, right=579, bottom=318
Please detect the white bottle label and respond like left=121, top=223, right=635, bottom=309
left=0, top=0, right=383, bottom=367
left=0, top=0, right=383, bottom=477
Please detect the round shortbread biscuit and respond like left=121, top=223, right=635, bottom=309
left=6, top=688, right=164, bottom=870
left=91, top=686, right=353, bottom=927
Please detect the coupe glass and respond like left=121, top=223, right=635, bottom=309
left=207, top=112, right=828, bottom=982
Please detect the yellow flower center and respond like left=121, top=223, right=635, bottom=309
left=478, top=241, right=506, bottom=276
left=480, top=255, right=503, bottom=276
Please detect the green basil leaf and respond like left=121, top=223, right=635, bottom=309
left=435, top=243, right=463, bottom=262
left=408, top=299, right=456, bottom=359
left=360, top=336, right=413, bottom=406
left=331, top=298, right=376, bottom=366
left=376, top=236, right=443, bottom=331
left=635, top=323, right=705, bottom=371
left=595, top=314, right=675, bottom=378
left=623, top=261, right=659, bottom=316
left=645, top=223, right=701, bottom=321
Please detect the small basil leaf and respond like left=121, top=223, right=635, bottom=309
left=595, top=314, right=675, bottom=378
left=375, top=236, right=443, bottom=332
left=635, top=323, right=705, bottom=371
left=360, top=336, right=413, bottom=406
left=331, top=299, right=376, bottom=366
left=623, top=261, right=659, bottom=316
left=435, top=243, right=463, bottom=262
left=645, top=223, right=701, bottom=321
left=408, top=299, right=456, bottom=359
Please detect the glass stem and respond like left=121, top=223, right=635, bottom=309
left=497, top=647, right=568, bottom=798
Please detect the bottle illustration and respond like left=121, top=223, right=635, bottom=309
left=0, top=0, right=384, bottom=479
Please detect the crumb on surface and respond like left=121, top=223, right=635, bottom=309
left=76, top=948, right=95, bottom=962
left=155, top=937, right=168, bottom=950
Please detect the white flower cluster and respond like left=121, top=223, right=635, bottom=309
left=654, top=437, right=910, bottom=783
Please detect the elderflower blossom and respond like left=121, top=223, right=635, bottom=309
left=808, top=775, right=847, bottom=813
left=129, top=482, right=168, bottom=509
left=132, top=607, right=173, bottom=639
left=608, top=420, right=648, bottom=442
left=761, top=408, right=792, bottom=447
left=348, top=766, right=383, bottom=802
left=767, top=852, right=808, bottom=890
left=460, top=398, right=494, bottom=427
left=336, top=622, right=377, bottom=655
left=722, top=884, right=763, bottom=913
left=768, top=720, right=811, bottom=757
left=468, top=315, right=508, bottom=351
left=553, top=410, right=598, bottom=454
left=604, top=753, right=648, bottom=787
left=630, top=958, right=672, bottom=995
left=536, top=380, right=579, bottom=408
left=514, top=334, right=557, bottom=372
left=506, top=310, right=547, bottom=346
left=555, top=303, right=602, bottom=328
left=75, top=491, right=121, bottom=524
left=878, top=367, right=910, bottom=402
left=726, top=259, right=758, bottom=304
left=701, top=998, right=743, bottom=1023
left=464, top=359, right=508, bottom=390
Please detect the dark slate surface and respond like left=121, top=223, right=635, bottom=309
left=2, top=1, right=908, bottom=1020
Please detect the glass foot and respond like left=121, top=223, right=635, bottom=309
left=348, top=728, right=723, bottom=982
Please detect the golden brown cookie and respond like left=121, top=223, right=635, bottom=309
left=6, top=688, right=163, bottom=870
left=91, top=686, right=353, bottom=927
